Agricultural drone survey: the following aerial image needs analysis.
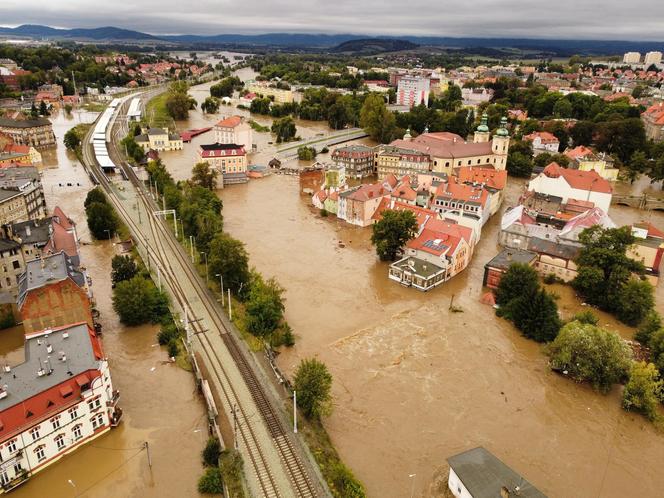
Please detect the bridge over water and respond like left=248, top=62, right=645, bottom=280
left=612, top=193, right=664, bottom=211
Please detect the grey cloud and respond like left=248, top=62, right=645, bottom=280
left=1, top=0, right=664, bottom=40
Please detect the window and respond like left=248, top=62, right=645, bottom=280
left=55, top=434, right=66, bottom=451
left=72, top=425, right=82, bottom=441
left=30, top=426, right=40, bottom=441
left=12, top=462, right=21, bottom=475
left=69, top=406, right=79, bottom=420
left=51, top=416, right=61, bottom=430
left=6, top=440, right=16, bottom=453
left=12, top=260, right=20, bottom=270
left=91, top=413, right=104, bottom=430
left=0, top=470, right=8, bottom=486
left=35, top=445, right=46, bottom=462
left=87, top=397, right=101, bottom=412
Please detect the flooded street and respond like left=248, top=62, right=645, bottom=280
left=132, top=78, right=664, bottom=498
left=0, top=111, right=207, bottom=498
left=212, top=174, right=664, bottom=498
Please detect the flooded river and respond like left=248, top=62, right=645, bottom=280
left=157, top=78, right=664, bottom=498
left=0, top=111, right=207, bottom=498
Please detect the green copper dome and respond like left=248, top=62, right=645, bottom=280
left=477, top=113, right=489, bottom=133
left=496, top=116, right=509, bottom=137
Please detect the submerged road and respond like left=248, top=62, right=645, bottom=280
left=82, top=90, right=327, bottom=498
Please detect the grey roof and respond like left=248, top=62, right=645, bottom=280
left=447, top=447, right=547, bottom=498
left=168, top=133, right=181, bottom=141
left=485, top=248, right=537, bottom=271
left=147, top=128, right=167, bottom=136
left=17, top=251, right=86, bottom=307
left=0, top=188, right=21, bottom=203
left=0, top=238, right=20, bottom=253
left=527, top=237, right=580, bottom=261
left=0, top=166, right=39, bottom=183
left=10, top=217, right=52, bottom=245
left=134, top=133, right=148, bottom=143
left=0, top=323, right=99, bottom=412
left=390, top=256, right=445, bottom=279
left=0, top=117, right=52, bottom=129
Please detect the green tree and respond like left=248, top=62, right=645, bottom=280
left=504, top=288, right=561, bottom=342
left=625, top=150, right=649, bottom=183
left=615, top=279, right=655, bottom=326
left=208, top=232, right=251, bottom=294
left=570, top=120, right=595, bottom=146
left=635, top=310, right=662, bottom=345
left=201, top=96, right=220, bottom=114
left=370, top=209, right=418, bottom=261
left=39, top=100, right=49, bottom=116
left=197, top=467, right=224, bottom=494
left=85, top=202, right=119, bottom=240
left=359, top=93, right=396, bottom=143
left=506, top=151, right=533, bottom=178
left=297, top=146, right=317, bottom=160
left=622, top=361, right=663, bottom=422
left=495, top=263, right=540, bottom=307
left=202, top=438, right=222, bottom=467
left=572, top=226, right=649, bottom=322
left=111, top=255, right=138, bottom=285
left=329, top=462, right=366, bottom=498
left=63, top=128, right=81, bottom=151
left=165, top=92, right=193, bottom=120
left=546, top=320, right=631, bottom=393
left=245, top=275, right=285, bottom=337
left=210, top=76, right=242, bottom=98
left=120, top=134, right=145, bottom=163
left=271, top=116, right=297, bottom=143
left=84, top=188, right=107, bottom=209
left=112, top=276, right=169, bottom=326
left=249, top=97, right=271, bottom=115
left=191, top=162, right=219, bottom=190
left=293, top=358, right=333, bottom=420
left=553, top=98, right=573, bottom=118
left=573, top=310, right=599, bottom=325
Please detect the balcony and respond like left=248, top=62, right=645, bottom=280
left=110, top=407, right=123, bottom=428
left=106, top=390, right=120, bottom=407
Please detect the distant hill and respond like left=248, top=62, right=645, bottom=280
left=0, top=24, right=159, bottom=41
left=332, top=38, right=419, bottom=53
left=1, top=24, right=664, bottom=56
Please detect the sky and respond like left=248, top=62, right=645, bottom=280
left=1, top=0, right=664, bottom=41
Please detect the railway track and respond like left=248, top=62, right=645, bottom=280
left=83, top=93, right=320, bottom=498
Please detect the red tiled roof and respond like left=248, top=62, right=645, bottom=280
left=564, top=145, right=594, bottom=160
left=391, top=181, right=417, bottom=202
left=435, top=177, right=490, bottom=206
left=391, top=133, right=494, bottom=160
left=523, top=131, right=559, bottom=144
left=3, top=144, right=30, bottom=154
left=633, top=221, right=664, bottom=239
left=52, top=206, right=74, bottom=230
left=456, top=166, right=507, bottom=190
left=424, top=218, right=473, bottom=245
left=345, top=183, right=385, bottom=202
left=44, top=220, right=78, bottom=258
left=642, top=102, right=664, bottom=125
left=407, top=228, right=462, bottom=256
left=542, top=162, right=612, bottom=193
left=383, top=173, right=398, bottom=189
left=216, top=116, right=242, bottom=128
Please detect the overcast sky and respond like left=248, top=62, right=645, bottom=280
left=2, top=0, right=664, bottom=40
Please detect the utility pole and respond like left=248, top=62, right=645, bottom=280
left=228, top=289, right=232, bottom=319
left=201, top=252, right=208, bottom=285
left=144, top=441, right=152, bottom=468
left=189, top=235, right=194, bottom=263
left=293, top=391, right=298, bottom=434
left=157, top=265, right=161, bottom=290
left=233, top=404, right=238, bottom=450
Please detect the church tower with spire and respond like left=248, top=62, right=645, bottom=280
left=492, top=116, right=510, bottom=170
left=473, top=113, right=490, bottom=143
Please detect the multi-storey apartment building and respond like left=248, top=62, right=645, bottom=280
left=396, top=76, right=430, bottom=107
left=0, top=322, right=120, bottom=492
left=0, top=118, right=56, bottom=150
left=331, top=145, right=375, bottom=179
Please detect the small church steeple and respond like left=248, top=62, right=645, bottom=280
left=473, top=112, right=490, bottom=143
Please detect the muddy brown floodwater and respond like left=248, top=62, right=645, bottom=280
left=0, top=110, right=207, bottom=498
left=156, top=79, right=664, bottom=498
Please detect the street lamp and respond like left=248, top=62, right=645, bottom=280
left=200, top=252, right=208, bottom=285
left=216, top=273, right=224, bottom=305
left=408, top=474, right=416, bottom=498
left=68, top=479, right=78, bottom=497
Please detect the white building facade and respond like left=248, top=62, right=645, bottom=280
left=397, top=76, right=430, bottom=107
left=0, top=324, right=120, bottom=492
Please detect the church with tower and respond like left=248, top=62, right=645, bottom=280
left=375, top=113, right=511, bottom=179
